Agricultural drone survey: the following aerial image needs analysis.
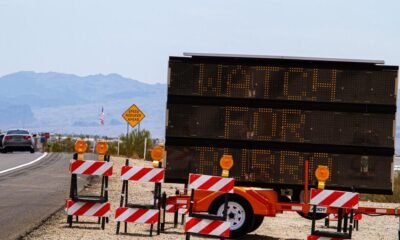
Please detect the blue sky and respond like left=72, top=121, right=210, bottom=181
left=0, top=0, right=399, bottom=83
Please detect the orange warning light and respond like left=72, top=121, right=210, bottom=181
left=74, top=139, right=88, bottom=154
left=315, top=165, right=330, bottom=182
left=315, top=165, right=330, bottom=189
left=220, top=155, right=234, bottom=177
left=95, top=140, right=109, bottom=155
left=220, top=155, right=234, bottom=170
left=151, top=146, right=164, bottom=161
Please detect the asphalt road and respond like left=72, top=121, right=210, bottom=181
left=0, top=152, right=90, bottom=240
left=0, top=152, right=44, bottom=172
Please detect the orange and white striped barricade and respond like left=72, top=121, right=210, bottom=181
left=67, top=154, right=113, bottom=229
left=115, top=160, right=164, bottom=236
left=307, top=236, right=350, bottom=240
left=66, top=199, right=111, bottom=218
left=185, top=173, right=234, bottom=240
left=184, top=216, right=230, bottom=238
left=308, top=189, right=359, bottom=240
left=161, top=193, right=190, bottom=230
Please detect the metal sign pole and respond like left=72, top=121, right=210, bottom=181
left=143, top=138, right=147, bottom=160
left=126, top=123, right=129, bottom=157
left=117, top=138, right=120, bottom=156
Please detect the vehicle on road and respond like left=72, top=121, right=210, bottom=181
left=1, top=129, right=35, bottom=153
left=0, top=133, right=4, bottom=152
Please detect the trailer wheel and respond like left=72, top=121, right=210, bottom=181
left=292, top=190, right=327, bottom=220
left=209, top=194, right=254, bottom=239
left=249, top=215, right=264, bottom=232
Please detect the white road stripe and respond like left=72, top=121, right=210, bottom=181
left=0, top=152, right=48, bottom=175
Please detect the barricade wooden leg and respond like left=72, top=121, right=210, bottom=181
left=150, top=224, right=154, bottom=236
left=343, top=213, right=348, bottom=233
left=186, top=232, right=190, bottom=240
left=324, top=217, right=329, bottom=228
left=355, top=220, right=359, bottom=231
left=101, top=217, right=105, bottom=230
left=75, top=216, right=78, bottom=222
left=311, top=205, right=316, bottom=233
left=337, top=209, right=343, bottom=232
left=104, top=176, right=109, bottom=201
left=174, top=210, right=178, bottom=228
left=124, top=180, right=129, bottom=233
left=157, top=192, right=161, bottom=235
left=116, top=222, right=120, bottom=234
left=157, top=217, right=161, bottom=235
left=223, top=193, right=229, bottom=220
left=101, top=176, right=105, bottom=198
left=125, top=181, right=129, bottom=207
left=69, top=174, right=76, bottom=199
left=161, top=192, right=166, bottom=231
left=348, top=209, right=354, bottom=237
left=67, top=215, right=73, bottom=227
left=97, top=217, right=101, bottom=224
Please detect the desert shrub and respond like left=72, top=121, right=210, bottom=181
left=117, top=129, right=153, bottom=160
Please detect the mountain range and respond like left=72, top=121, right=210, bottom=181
left=0, top=71, right=166, bottom=138
left=0, top=71, right=399, bottom=153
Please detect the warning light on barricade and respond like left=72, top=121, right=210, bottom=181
left=151, top=146, right=164, bottom=168
left=74, top=139, right=88, bottom=160
left=96, top=140, right=109, bottom=161
left=315, top=165, right=330, bottom=189
left=220, top=155, right=234, bottom=177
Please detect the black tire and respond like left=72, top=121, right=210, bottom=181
left=30, top=149, right=35, bottom=153
left=209, top=194, right=254, bottom=239
left=249, top=215, right=264, bottom=232
left=292, top=190, right=327, bottom=220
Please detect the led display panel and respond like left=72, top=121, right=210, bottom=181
left=165, top=54, right=398, bottom=193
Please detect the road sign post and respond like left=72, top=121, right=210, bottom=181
left=122, top=104, right=145, bottom=129
left=122, top=104, right=146, bottom=158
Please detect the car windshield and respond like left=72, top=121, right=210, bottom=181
left=7, top=130, right=29, bottom=135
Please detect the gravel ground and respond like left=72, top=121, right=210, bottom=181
left=23, top=157, right=400, bottom=240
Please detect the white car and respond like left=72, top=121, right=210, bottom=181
left=2, top=129, right=35, bottom=153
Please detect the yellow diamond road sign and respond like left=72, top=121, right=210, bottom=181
left=122, top=104, right=145, bottom=128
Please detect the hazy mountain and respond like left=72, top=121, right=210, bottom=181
left=0, top=71, right=166, bottom=137
left=0, top=71, right=398, bottom=151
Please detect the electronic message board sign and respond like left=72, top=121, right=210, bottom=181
left=165, top=53, right=398, bottom=194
